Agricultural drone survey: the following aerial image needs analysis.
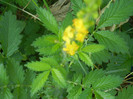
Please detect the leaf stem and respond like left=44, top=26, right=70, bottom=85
left=0, top=0, right=40, bottom=21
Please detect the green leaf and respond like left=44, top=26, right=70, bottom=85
left=82, top=44, right=105, bottom=53
left=71, top=0, right=84, bottom=15
left=91, top=50, right=111, bottom=64
left=93, top=75, right=122, bottom=91
left=24, top=70, right=36, bottom=85
left=7, top=58, right=25, bottom=84
left=20, top=20, right=40, bottom=56
left=32, top=35, right=59, bottom=56
left=0, top=11, right=25, bottom=57
left=0, top=64, right=9, bottom=86
left=67, top=86, right=82, bottom=99
left=94, top=31, right=129, bottom=53
left=0, top=54, right=4, bottom=63
left=52, top=68, right=66, bottom=88
left=97, top=0, right=133, bottom=29
left=116, top=86, right=133, bottom=99
left=94, top=90, right=115, bottom=99
left=31, top=71, right=50, bottom=96
left=61, top=13, right=73, bottom=31
left=25, top=61, right=51, bottom=71
left=37, top=7, right=59, bottom=34
left=78, top=52, right=93, bottom=68
left=13, top=87, right=28, bottom=99
left=79, top=89, right=92, bottom=99
left=83, top=69, right=105, bottom=87
left=0, top=88, right=13, bottom=99
left=106, top=54, right=131, bottom=77
left=40, top=57, right=59, bottom=67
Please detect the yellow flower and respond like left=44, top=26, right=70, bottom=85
left=63, top=41, right=79, bottom=56
left=73, top=18, right=88, bottom=34
left=76, top=33, right=86, bottom=42
left=63, top=26, right=74, bottom=43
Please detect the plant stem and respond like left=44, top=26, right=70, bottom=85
left=0, top=0, right=40, bottom=21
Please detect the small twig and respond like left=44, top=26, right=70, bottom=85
left=124, top=77, right=133, bottom=81
left=23, top=0, right=31, bottom=10
left=0, top=0, right=40, bottom=21
left=124, top=72, right=133, bottom=79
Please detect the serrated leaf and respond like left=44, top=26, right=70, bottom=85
left=71, top=0, right=84, bottom=15
left=40, top=57, right=59, bottom=67
left=67, top=86, right=82, bottom=99
left=7, top=58, right=25, bottom=84
left=31, top=71, right=50, bottom=96
left=20, top=20, right=40, bottom=55
left=116, top=86, right=133, bottom=99
left=83, top=69, right=105, bottom=87
left=91, top=50, right=111, bottom=64
left=32, top=35, right=59, bottom=56
left=97, top=0, right=133, bottom=28
left=61, top=13, right=73, bottom=30
left=94, top=90, right=115, bottom=99
left=13, top=87, right=27, bottom=99
left=93, top=75, right=122, bottom=91
left=106, top=54, right=131, bottom=77
left=0, top=88, right=13, bottom=99
left=37, top=7, right=59, bottom=34
left=52, top=68, right=66, bottom=88
left=0, top=11, right=25, bottom=57
left=24, top=70, right=35, bottom=85
left=79, top=89, right=92, bottom=99
left=0, top=64, right=9, bottom=86
left=25, top=61, right=51, bottom=71
left=78, top=52, right=93, bottom=68
left=94, top=31, right=129, bottom=53
left=82, top=44, right=105, bottom=53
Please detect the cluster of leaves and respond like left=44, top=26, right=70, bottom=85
left=0, top=0, right=133, bottom=98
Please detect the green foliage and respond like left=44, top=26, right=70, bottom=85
left=0, top=88, right=13, bottom=99
left=20, top=20, right=40, bottom=56
left=52, top=68, right=67, bottom=88
left=0, top=0, right=133, bottom=98
left=31, top=71, right=50, bottom=96
left=94, top=90, right=115, bottom=99
left=15, top=0, right=37, bottom=10
left=0, top=64, right=9, bottom=86
left=116, top=86, right=133, bottom=99
left=37, top=7, right=59, bottom=34
left=0, top=11, right=25, bottom=57
left=91, top=50, right=111, bottom=64
left=61, top=13, right=73, bottom=31
left=106, top=54, right=132, bottom=77
left=83, top=69, right=105, bottom=87
left=78, top=52, right=93, bottom=68
left=97, top=0, right=133, bottom=29
left=93, top=75, right=122, bottom=90
left=94, top=31, right=129, bottom=53
left=26, top=61, right=51, bottom=71
left=67, top=85, right=82, bottom=99
left=32, top=35, right=60, bottom=56
left=82, top=44, right=105, bottom=53
left=71, top=0, right=84, bottom=15
left=7, top=58, right=25, bottom=84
